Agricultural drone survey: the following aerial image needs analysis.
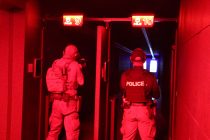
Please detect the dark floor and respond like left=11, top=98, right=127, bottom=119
left=59, top=115, right=168, bottom=140
left=57, top=93, right=169, bottom=140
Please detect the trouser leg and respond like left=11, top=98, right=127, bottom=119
left=64, top=112, right=80, bottom=140
left=121, top=109, right=138, bottom=140
left=138, top=110, right=156, bottom=140
left=46, top=107, right=63, bottom=140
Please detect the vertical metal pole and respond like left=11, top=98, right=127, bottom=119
left=38, top=24, right=46, bottom=140
left=110, top=97, right=116, bottom=140
left=169, top=44, right=175, bottom=140
left=172, top=44, right=177, bottom=140
left=40, top=22, right=49, bottom=139
left=169, top=43, right=177, bottom=140
left=105, top=22, right=111, bottom=140
left=94, top=26, right=103, bottom=140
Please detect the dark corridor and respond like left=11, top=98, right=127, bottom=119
left=41, top=0, right=178, bottom=139
left=42, top=16, right=177, bottom=140
left=2, top=0, right=210, bottom=140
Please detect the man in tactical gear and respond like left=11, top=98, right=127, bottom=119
left=46, top=44, right=84, bottom=140
left=120, top=48, right=160, bottom=140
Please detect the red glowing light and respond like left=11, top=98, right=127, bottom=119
left=131, top=15, right=154, bottom=27
left=63, top=15, right=83, bottom=26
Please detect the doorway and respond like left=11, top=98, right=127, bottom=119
left=42, top=19, right=176, bottom=140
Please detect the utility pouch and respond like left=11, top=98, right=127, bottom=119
left=147, top=101, right=156, bottom=120
left=62, top=93, right=71, bottom=102
left=121, top=98, right=131, bottom=109
left=49, top=93, right=62, bottom=102
left=76, top=96, right=82, bottom=112
left=62, top=94, right=79, bottom=102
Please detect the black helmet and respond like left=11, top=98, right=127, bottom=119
left=130, top=48, right=146, bottom=63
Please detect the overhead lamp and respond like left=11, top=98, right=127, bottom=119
left=131, top=14, right=154, bottom=27
left=63, top=14, right=83, bottom=26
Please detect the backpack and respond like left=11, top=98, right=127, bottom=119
left=46, top=60, right=70, bottom=93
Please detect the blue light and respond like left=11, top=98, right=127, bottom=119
left=150, top=59, right=157, bottom=73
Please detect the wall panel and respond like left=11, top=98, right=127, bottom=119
left=0, top=10, right=25, bottom=140
left=175, top=0, right=210, bottom=139
left=0, top=10, right=10, bottom=140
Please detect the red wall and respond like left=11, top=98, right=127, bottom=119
left=0, top=0, right=42, bottom=140
left=0, top=10, right=25, bottom=140
left=0, top=0, right=25, bottom=10
left=175, top=0, right=210, bottom=139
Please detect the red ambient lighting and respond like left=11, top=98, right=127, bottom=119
left=131, top=15, right=154, bottom=27
left=63, top=15, right=83, bottom=26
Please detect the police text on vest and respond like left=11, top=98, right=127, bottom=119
left=126, top=81, right=144, bottom=87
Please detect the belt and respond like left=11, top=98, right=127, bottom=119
left=131, top=102, right=147, bottom=106
left=50, top=93, right=79, bottom=102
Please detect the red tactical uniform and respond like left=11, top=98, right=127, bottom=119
left=47, top=45, right=84, bottom=140
left=120, top=48, right=160, bottom=140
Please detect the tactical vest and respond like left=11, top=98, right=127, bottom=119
left=124, top=68, right=150, bottom=103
